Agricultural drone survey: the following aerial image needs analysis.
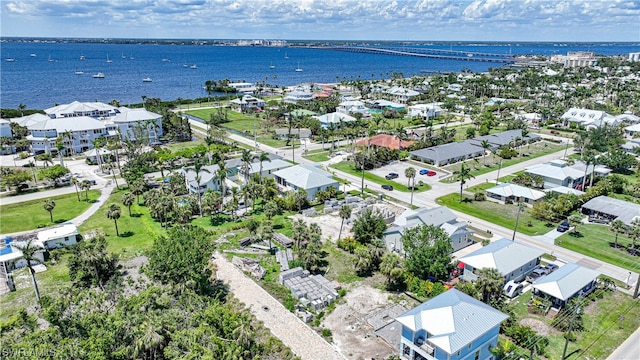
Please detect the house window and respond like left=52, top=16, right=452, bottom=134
left=474, top=350, right=480, bottom=360
left=64, top=237, right=69, bottom=241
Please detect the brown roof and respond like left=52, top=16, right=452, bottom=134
left=356, top=133, right=414, bottom=150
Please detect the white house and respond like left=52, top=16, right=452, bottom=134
left=45, top=101, right=119, bottom=118
left=108, top=108, right=163, bottom=143
left=407, top=103, right=442, bottom=120
left=314, top=112, right=356, bottom=128
left=180, top=164, right=221, bottom=194
left=485, top=183, right=546, bottom=205
left=561, top=108, right=618, bottom=129
left=525, top=159, right=610, bottom=189
left=383, top=206, right=473, bottom=254
left=459, top=238, right=544, bottom=284
left=238, top=159, right=292, bottom=182
left=25, top=116, right=107, bottom=155
left=229, top=95, right=266, bottom=113
left=36, top=223, right=79, bottom=250
left=337, top=100, right=370, bottom=117
left=385, top=86, right=420, bottom=103
left=531, top=263, right=600, bottom=308
left=272, top=164, right=339, bottom=200
left=228, top=82, right=256, bottom=93
left=284, top=88, right=313, bottom=103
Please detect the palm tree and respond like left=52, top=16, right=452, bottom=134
left=629, top=219, right=640, bottom=253
left=43, top=199, right=55, bottom=223
left=338, top=204, right=352, bottom=242
left=609, top=219, right=627, bottom=249
left=104, top=162, right=119, bottom=189
left=55, top=136, right=65, bottom=167
left=480, top=139, right=491, bottom=166
left=14, top=239, right=42, bottom=301
left=216, top=161, right=228, bottom=196
left=71, top=177, right=81, bottom=201
left=130, top=180, right=145, bottom=205
left=80, top=180, right=92, bottom=201
left=260, top=221, right=274, bottom=250
left=404, top=167, right=416, bottom=205
left=122, top=192, right=135, bottom=216
left=106, top=204, right=122, bottom=236
left=240, top=149, right=256, bottom=183
left=475, top=267, right=505, bottom=303
left=257, top=152, right=271, bottom=183
left=202, top=190, right=223, bottom=224
left=453, top=162, right=475, bottom=202
left=185, top=158, right=211, bottom=217
left=379, top=252, right=403, bottom=288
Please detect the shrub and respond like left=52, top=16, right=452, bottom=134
left=474, top=192, right=486, bottom=201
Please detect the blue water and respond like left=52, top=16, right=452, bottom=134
left=1, top=41, right=638, bottom=109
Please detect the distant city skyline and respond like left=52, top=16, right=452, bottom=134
left=1, top=0, right=639, bottom=42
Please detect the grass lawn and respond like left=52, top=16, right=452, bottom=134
left=0, top=190, right=100, bottom=233
left=331, top=161, right=431, bottom=193
left=303, top=149, right=331, bottom=162
left=441, top=141, right=565, bottom=181
left=436, top=193, right=552, bottom=236
left=78, top=188, right=165, bottom=258
left=509, top=289, right=640, bottom=359
left=556, top=224, right=639, bottom=272
left=323, top=244, right=364, bottom=284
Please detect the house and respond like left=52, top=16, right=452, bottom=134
left=25, top=116, right=107, bottom=155
left=368, top=99, right=406, bottom=111
left=385, top=86, right=420, bottom=103
left=407, top=103, right=442, bottom=120
left=314, top=112, right=356, bottom=128
left=560, top=108, right=618, bottom=129
left=272, top=164, right=339, bottom=200
left=621, top=140, right=640, bottom=154
left=284, top=88, right=313, bottom=103
left=36, top=223, right=79, bottom=250
left=525, top=159, right=610, bottom=189
left=581, top=196, right=640, bottom=226
left=459, top=238, right=544, bottom=284
left=531, top=263, right=600, bottom=308
left=228, top=82, right=256, bottom=93
left=45, top=101, right=119, bottom=118
left=383, top=206, right=473, bottom=254
left=547, top=186, right=585, bottom=196
left=180, top=164, right=221, bottom=194
left=447, top=84, right=463, bottom=92
left=468, top=129, right=540, bottom=152
left=0, top=238, right=45, bottom=273
left=238, top=158, right=292, bottom=181
left=396, top=289, right=508, bottom=360
left=274, top=128, right=312, bottom=140
left=410, top=140, right=485, bottom=166
left=485, top=183, right=546, bottom=205
left=108, top=108, right=163, bottom=143
left=83, top=148, right=112, bottom=165
left=229, top=95, right=265, bottom=113
left=337, top=100, right=370, bottom=117
left=624, top=123, right=640, bottom=138
left=355, top=134, right=414, bottom=151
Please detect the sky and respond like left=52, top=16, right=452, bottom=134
left=1, top=0, right=639, bottom=42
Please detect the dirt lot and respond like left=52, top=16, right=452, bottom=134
left=289, top=213, right=345, bottom=242
left=322, top=284, right=398, bottom=360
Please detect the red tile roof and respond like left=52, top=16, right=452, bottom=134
left=355, top=133, right=414, bottom=150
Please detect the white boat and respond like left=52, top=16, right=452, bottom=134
left=93, top=72, right=105, bottom=78
left=106, top=55, right=112, bottom=63
left=295, top=62, right=302, bottom=72
left=284, top=52, right=289, bottom=59
left=142, top=77, right=153, bottom=82
left=269, top=63, right=275, bottom=69
left=30, top=53, right=37, bottom=57
left=75, top=71, right=84, bottom=75
left=5, top=58, right=16, bottom=62
left=161, top=58, right=170, bottom=62
left=80, top=54, right=85, bottom=60
left=183, top=63, right=189, bottom=68
left=48, top=55, right=55, bottom=62
left=190, top=64, right=197, bottom=69
left=121, top=53, right=127, bottom=59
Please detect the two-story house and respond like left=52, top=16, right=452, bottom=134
left=397, top=289, right=508, bottom=360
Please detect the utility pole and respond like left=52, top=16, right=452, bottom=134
left=495, top=158, right=503, bottom=184
left=562, top=295, right=583, bottom=360
left=634, top=273, right=640, bottom=298
left=512, top=202, right=523, bottom=241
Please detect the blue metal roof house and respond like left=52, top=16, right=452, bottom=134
left=396, top=289, right=508, bottom=360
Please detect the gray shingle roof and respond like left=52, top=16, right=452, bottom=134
left=410, top=140, right=484, bottom=163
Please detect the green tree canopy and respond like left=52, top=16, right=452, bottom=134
left=402, top=225, right=453, bottom=281
left=352, top=209, right=387, bottom=245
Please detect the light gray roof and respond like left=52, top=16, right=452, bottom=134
left=581, top=196, right=640, bottom=225
left=393, top=206, right=456, bottom=228
left=410, top=140, right=484, bottom=162
left=469, top=129, right=540, bottom=148
left=274, top=128, right=312, bottom=138
left=459, top=238, right=544, bottom=275
left=9, top=113, right=50, bottom=127
left=486, top=183, right=546, bottom=201
left=272, top=164, right=337, bottom=190
left=247, top=159, right=292, bottom=174
left=548, top=186, right=585, bottom=196
left=181, top=164, right=220, bottom=187
left=27, top=116, right=106, bottom=132
left=525, top=160, right=585, bottom=181
left=532, top=263, right=600, bottom=301
left=45, top=101, right=117, bottom=117
left=396, top=289, right=508, bottom=354
left=315, top=112, right=356, bottom=124
left=111, top=108, right=161, bottom=123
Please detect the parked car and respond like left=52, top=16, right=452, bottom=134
left=385, top=173, right=399, bottom=180
left=381, top=184, right=394, bottom=191
left=526, top=268, right=547, bottom=283
left=427, top=170, right=437, bottom=176
left=503, top=280, right=524, bottom=298
left=543, top=263, right=559, bottom=274
left=557, top=220, right=570, bottom=232
left=419, top=169, right=429, bottom=175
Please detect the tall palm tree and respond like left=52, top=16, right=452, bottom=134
left=104, top=162, right=119, bottom=189
left=80, top=180, right=92, bottom=201
left=55, top=136, right=65, bottom=167
left=240, top=149, right=256, bottom=183
left=609, top=219, right=627, bottom=250
left=122, top=192, right=135, bottom=216
left=185, top=158, right=211, bottom=217
left=404, top=166, right=416, bottom=205
left=106, top=204, right=122, bottom=236
left=480, top=140, right=491, bottom=166
left=453, top=162, right=475, bottom=202
left=257, top=152, right=271, bottom=183
left=130, top=180, right=145, bottom=205
left=629, top=219, right=640, bottom=253
left=338, top=204, right=352, bottom=242
left=379, top=252, right=403, bottom=288
left=216, top=161, right=228, bottom=196
left=43, top=199, right=55, bottom=223
left=71, top=177, right=81, bottom=201
left=14, top=239, right=42, bottom=301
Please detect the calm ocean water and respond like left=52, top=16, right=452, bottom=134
left=1, top=41, right=638, bottom=110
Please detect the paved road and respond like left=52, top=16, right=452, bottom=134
left=214, top=253, right=345, bottom=360
left=607, top=326, right=640, bottom=360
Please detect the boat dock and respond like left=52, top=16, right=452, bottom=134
left=321, top=46, right=516, bottom=64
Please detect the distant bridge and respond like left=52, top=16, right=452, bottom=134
left=322, top=46, right=516, bottom=64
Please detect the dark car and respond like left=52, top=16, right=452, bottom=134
left=381, top=184, right=394, bottom=191
left=385, top=173, right=399, bottom=180
left=544, top=263, right=559, bottom=274
left=557, top=221, right=570, bottom=232
left=419, top=169, right=429, bottom=175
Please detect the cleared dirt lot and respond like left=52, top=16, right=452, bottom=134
left=322, top=284, right=398, bottom=360
left=289, top=213, right=346, bottom=242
